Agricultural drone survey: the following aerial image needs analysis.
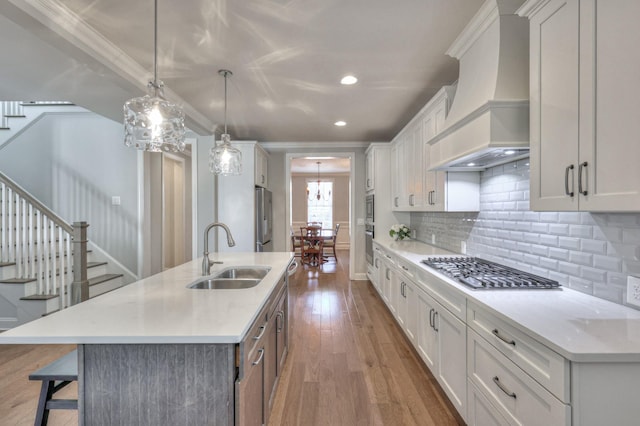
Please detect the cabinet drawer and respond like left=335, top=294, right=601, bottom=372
left=467, top=302, right=569, bottom=402
left=416, top=268, right=466, bottom=322
left=468, top=329, right=570, bottom=426
left=395, top=257, right=415, bottom=278
left=467, top=380, right=510, bottom=426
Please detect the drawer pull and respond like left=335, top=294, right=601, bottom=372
left=493, top=376, right=517, bottom=399
left=492, top=329, right=516, bottom=347
left=252, top=348, right=265, bottom=366
left=429, top=308, right=434, bottom=329
left=401, top=265, right=409, bottom=271
left=253, top=325, right=266, bottom=341
left=433, top=311, right=439, bottom=332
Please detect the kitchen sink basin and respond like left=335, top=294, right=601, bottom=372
left=215, top=266, right=271, bottom=280
left=188, top=266, right=271, bottom=290
left=189, top=278, right=261, bottom=290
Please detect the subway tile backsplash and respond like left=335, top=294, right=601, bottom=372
left=411, top=159, right=640, bottom=308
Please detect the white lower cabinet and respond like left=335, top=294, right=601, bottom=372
left=467, top=328, right=570, bottom=426
left=416, top=286, right=467, bottom=420
left=467, top=381, right=510, bottom=426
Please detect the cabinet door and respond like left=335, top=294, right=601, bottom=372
left=404, top=279, right=417, bottom=344
left=408, top=123, right=424, bottom=209
left=365, top=150, right=375, bottom=191
left=529, top=0, right=580, bottom=211
left=578, top=0, right=640, bottom=210
left=263, top=320, right=277, bottom=423
left=416, top=288, right=438, bottom=371
left=381, top=261, right=392, bottom=306
left=276, top=292, right=288, bottom=375
left=435, top=305, right=467, bottom=419
left=255, top=148, right=268, bottom=188
left=236, top=347, right=264, bottom=426
left=394, top=272, right=406, bottom=327
left=391, top=143, right=402, bottom=209
left=372, top=251, right=383, bottom=293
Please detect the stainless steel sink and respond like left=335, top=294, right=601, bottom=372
left=189, top=278, right=261, bottom=290
left=187, top=266, right=271, bottom=290
left=215, top=266, right=270, bottom=280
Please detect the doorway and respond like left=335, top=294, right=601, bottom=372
left=162, top=154, right=187, bottom=270
left=286, top=153, right=355, bottom=278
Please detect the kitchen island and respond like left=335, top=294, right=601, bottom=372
left=0, top=251, right=294, bottom=426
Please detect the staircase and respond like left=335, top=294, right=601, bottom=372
left=1, top=101, right=85, bottom=149
left=0, top=171, right=124, bottom=329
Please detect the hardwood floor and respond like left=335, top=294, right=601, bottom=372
left=0, top=343, right=77, bottom=425
left=0, top=250, right=461, bottom=425
left=269, top=250, right=463, bottom=425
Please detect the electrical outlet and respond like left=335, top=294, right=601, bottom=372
left=626, top=276, right=640, bottom=308
left=431, top=234, right=436, bottom=244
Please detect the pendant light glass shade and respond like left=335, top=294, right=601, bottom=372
left=209, top=69, right=242, bottom=175
left=123, top=0, right=185, bottom=152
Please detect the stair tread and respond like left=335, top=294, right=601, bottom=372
left=0, top=262, right=16, bottom=267
left=0, top=277, right=37, bottom=284
left=87, top=261, right=107, bottom=268
left=20, top=293, right=58, bottom=301
left=89, top=273, right=123, bottom=286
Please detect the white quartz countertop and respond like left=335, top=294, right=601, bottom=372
left=374, top=237, right=640, bottom=362
left=0, top=252, right=293, bottom=345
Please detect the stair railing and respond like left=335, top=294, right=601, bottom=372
left=0, top=171, right=88, bottom=309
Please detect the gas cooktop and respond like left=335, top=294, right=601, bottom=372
left=421, top=257, right=561, bottom=290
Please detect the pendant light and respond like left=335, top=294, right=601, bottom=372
left=123, top=0, right=185, bottom=152
left=307, top=161, right=331, bottom=201
left=209, top=69, right=242, bottom=175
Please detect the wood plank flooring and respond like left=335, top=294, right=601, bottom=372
left=0, top=249, right=461, bottom=425
left=269, top=250, right=463, bottom=425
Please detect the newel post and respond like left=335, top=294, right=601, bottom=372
left=71, top=221, right=89, bottom=305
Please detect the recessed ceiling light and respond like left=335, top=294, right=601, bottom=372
left=334, top=121, right=347, bottom=126
left=340, top=75, right=358, bottom=85
left=504, top=150, right=516, bottom=155
left=467, top=162, right=476, bottom=167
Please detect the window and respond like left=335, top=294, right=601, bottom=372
left=307, top=180, right=333, bottom=228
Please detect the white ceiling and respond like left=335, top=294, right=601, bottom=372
left=0, top=0, right=485, bottom=143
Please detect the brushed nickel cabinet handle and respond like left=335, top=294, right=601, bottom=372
left=493, top=376, right=517, bottom=399
left=433, top=311, right=439, bottom=332
left=385, top=269, right=390, bottom=280
left=565, top=164, right=574, bottom=197
left=492, top=329, right=516, bottom=346
left=394, top=197, right=399, bottom=207
left=429, top=308, right=434, bottom=328
left=402, top=265, right=409, bottom=271
left=578, top=161, right=588, bottom=195
left=431, top=190, right=437, bottom=204
left=252, top=348, right=265, bottom=366
left=409, top=194, right=414, bottom=206
left=253, top=324, right=266, bottom=341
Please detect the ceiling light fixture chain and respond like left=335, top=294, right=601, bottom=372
left=209, top=69, right=242, bottom=175
left=307, top=161, right=331, bottom=201
left=123, top=0, right=185, bottom=152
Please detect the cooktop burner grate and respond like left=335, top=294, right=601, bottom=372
left=421, top=257, right=560, bottom=290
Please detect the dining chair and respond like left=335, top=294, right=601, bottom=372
left=300, top=234, right=324, bottom=266
left=290, top=226, right=302, bottom=257
left=323, top=223, right=340, bottom=260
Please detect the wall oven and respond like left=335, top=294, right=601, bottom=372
left=365, top=194, right=374, bottom=223
left=365, top=224, right=374, bottom=266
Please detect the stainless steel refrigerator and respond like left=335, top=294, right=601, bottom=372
left=255, top=187, right=273, bottom=252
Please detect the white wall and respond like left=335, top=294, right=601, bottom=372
left=0, top=111, right=139, bottom=273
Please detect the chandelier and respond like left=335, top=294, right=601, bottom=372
left=307, top=161, right=331, bottom=201
left=209, top=70, right=242, bottom=175
left=123, top=0, right=185, bottom=152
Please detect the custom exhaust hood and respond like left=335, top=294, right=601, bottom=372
left=427, top=0, right=529, bottom=171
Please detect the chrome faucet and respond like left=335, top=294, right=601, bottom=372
left=202, top=222, right=236, bottom=275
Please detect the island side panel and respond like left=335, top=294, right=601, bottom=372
left=79, top=344, right=235, bottom=426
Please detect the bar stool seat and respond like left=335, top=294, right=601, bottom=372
left=29, top=349, right=78, bottom=425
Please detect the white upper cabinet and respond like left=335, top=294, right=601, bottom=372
left=365, top=148, right=375, bottom=191
left=521, top=0, right=640, bottom=211
left=254, top=144, right=269, bottom=188
left=392, top=85, right=478, bottom=212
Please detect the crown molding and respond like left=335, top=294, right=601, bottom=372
left=259, top=141, right=374, bottom=151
